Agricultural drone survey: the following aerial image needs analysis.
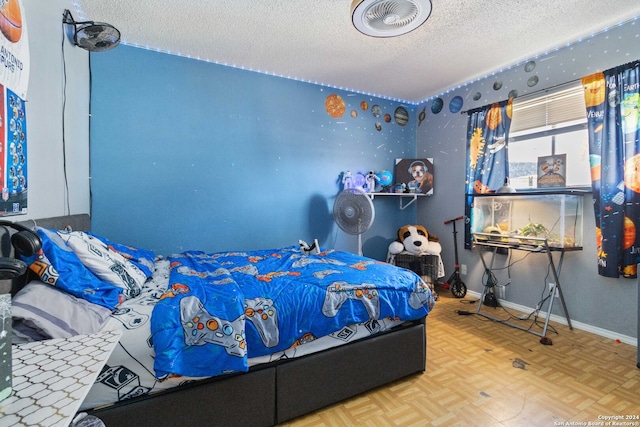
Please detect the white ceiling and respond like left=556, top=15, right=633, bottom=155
left=72, top=1, right=640, bottom=104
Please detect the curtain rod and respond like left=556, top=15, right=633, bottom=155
left=459, top=57, right=640, bottom=115
left=459, top=78, right=581, bottom=115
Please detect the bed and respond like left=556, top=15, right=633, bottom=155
left=4, top=215, right=434, bottom=427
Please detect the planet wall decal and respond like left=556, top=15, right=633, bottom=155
left=449, top=96, right=463, bottom=113
left=418, top=106, right=426, bottom=126
left=394, top=107, right=409, bottom=126
left=371, top=105, right=381, bottom=118
left=360, top=100, right=369, bottom=111
left=525, top=60, right=536, bottom=72
left=325, top=94, right=346, bottom=118
left=431, top=97, right=443, bottom=114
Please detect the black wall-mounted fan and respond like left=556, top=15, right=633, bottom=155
left=63, top=9, right=120, bottom=52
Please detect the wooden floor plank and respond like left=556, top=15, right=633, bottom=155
left=279, top=291, right=640, bottom=426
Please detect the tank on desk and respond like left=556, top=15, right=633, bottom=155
left=469, top=191, right=585, bottom=249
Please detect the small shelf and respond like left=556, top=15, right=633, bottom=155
left=367, top=192, right=429, bottom=210
left=472, top=232, right=583, bottom=252
left=467, top=188, right=591, bottom=197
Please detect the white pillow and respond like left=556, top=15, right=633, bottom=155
left=58, top=231, right=146, bottom=299
left=12, top=281, right=112, bottom=341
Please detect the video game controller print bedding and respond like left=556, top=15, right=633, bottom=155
left=151, top=246, right=435, bottom=379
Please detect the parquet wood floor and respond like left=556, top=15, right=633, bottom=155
left=280, top=291, right=640, bottom=426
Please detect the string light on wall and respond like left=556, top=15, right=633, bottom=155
left=68, top=5, right=638, bottom=106
left=421, top=14, right=639, bottom=104
left=84, top=32, right=413, bottom=104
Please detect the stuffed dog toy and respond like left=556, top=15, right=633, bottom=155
left=388, top=225, right=441, bottom=257
left=387, top=225, right=443, bottom=300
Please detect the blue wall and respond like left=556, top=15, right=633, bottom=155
left=89, top=46, right=418, bottom=260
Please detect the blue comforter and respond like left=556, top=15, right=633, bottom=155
left=150, top=247, right=435, bottom=379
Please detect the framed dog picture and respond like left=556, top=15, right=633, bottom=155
left=395, top=158, right=434, bottom=195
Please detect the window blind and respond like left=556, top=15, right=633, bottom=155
left=510, top=80, right=587, bottom=134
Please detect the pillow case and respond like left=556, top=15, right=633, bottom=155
left=25, top=227, right=124, bottom=309
left=11, top=280, right=113, bottom=342
left=56, top=230, right=146, bottom=299
left=87, top=232, right=155, bottom=278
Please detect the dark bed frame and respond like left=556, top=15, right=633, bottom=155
left=91, top=318, right=426, bottom=426
left=3, top=215, right=428, bottom=427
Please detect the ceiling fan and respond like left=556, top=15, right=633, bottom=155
left=351, top=0, right=432, bottom=38
left=62, top=9, right=121, bottom=52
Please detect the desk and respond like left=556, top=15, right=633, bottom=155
left=0, top=329, right=121, bottom=427
left=472, top=233, right=576, bottom=340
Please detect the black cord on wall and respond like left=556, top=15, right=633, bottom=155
left=61, top=18, right=71, bottom=215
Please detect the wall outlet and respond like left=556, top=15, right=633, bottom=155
left=548, top=282, right=558, bottom=297
left=498, top=285, right=505, bottom=299
left=460, top=264, right=467, bottom=275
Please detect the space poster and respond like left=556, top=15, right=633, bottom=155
left=0, top=0, right=29, bottom=216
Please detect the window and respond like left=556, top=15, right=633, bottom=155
left=508, top=80, right=590, bottom=190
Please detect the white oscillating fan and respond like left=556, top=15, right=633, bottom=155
left=333, top=188, right=375, bottom=256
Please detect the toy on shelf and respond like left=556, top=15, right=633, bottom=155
left=341, top=171, right=355, bottom=190
left=376, top=170, right=393, bottom=192
left=365, top=170, right=380, bottom=193
left=394, top=183, right=406, bottom=193
left=353, top=173, right=366, bottom=191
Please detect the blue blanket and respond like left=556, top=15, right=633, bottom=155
left=151, top=247, right=435, bottom=379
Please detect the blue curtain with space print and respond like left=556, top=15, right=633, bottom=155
left=464, top=99, right=513, bottom=247
left=582, top=61, right=640, bottom=278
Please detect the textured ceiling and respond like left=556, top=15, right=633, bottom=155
left=72, top=1, right=640, bottom=104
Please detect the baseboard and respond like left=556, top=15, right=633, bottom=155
left=465, top=290, right=638, bottom=347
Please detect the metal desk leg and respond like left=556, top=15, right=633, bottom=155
left=474, top=244, right=573, bottom=342
left=545, top=249, right=573, bottom=330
